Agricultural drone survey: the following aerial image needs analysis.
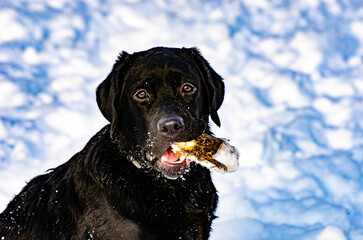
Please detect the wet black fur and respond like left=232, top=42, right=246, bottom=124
left=0, top=47, right=225, bottom=239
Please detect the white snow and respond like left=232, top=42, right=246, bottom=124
left=288, top=32, right=323, bottom=74
left=0, top=81, right=26, bottom=108
left=325, top=128, right=353, bottom=150
left=316, top=226, right=347, bottom=240
left=0, top=10, right=27, bottom=43
left=314, top=77, right=354, bottom=98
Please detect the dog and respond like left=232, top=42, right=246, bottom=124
left=0, top=47, right=225, bottom=239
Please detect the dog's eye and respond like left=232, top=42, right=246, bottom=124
left=181, top=83, right=196, bottom=94
left=134, top=90, right=149, bottom=102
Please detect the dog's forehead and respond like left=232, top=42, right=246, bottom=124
left=138, top=51, right=193, bottom=71
left=128, top=50, right=200, bottom=85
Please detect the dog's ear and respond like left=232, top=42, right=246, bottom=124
left=184, top=48, right=225, bottom=127
left=96, top=51, right=132, bottom=137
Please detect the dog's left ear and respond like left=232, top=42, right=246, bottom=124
left=184, top=48, right=225, bottom=127
left=96, top=51, right=132, bottom=137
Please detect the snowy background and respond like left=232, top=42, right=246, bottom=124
left=1, top=0, right=363, bottom=239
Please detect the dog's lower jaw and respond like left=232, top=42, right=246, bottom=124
left=155, top=160, right=191, bottom=180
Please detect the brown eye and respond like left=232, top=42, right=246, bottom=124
left=134, top=90, right=149, bottom=102
left=182, top=83, right=196, bottom=94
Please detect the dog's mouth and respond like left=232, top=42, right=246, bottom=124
left=144, top=147, right=192, bottom=179
left=159, top=148, right=190, bottom=165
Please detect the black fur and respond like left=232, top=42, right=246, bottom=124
left=0, top=47, right=225, bottom=239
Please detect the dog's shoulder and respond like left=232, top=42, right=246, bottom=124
left=0, top=163, right=80, bottom=239
left=0, top=126, right=113, bottom=239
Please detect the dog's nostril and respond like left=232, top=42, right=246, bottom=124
left=157, top=116, right=184, bottom=138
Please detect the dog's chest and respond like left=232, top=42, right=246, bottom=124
left=76, top=176, right=216, bottom=240
left=75, top=196, right=147, bottom=240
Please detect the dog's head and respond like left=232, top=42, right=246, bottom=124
left=96, top=47, right=224, bottom=179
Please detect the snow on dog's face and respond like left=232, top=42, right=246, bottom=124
left=96, top=47, right=225, bottom=179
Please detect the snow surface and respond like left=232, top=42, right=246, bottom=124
left=1, top=0, right=363, bottom=239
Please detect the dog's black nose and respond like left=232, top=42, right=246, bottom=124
left=157, top=116, right=185, bottom=138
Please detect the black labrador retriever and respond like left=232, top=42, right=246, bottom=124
left=0, top=47, right=225, bottom=240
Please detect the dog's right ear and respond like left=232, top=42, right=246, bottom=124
left=96, top=51, right=132, bottom=138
